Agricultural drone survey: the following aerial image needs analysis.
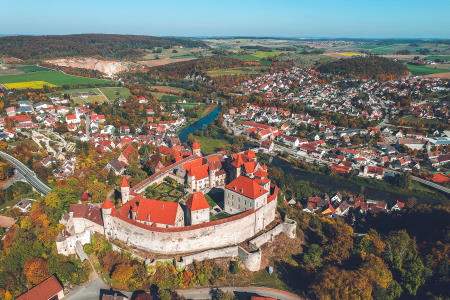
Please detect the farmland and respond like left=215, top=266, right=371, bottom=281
left=4, top=81, right=57, bottom=89
left=98, top=87, right=131, bottom=101
left=425, top=55, right=450, bottom=61
left=406, top=64, right=450, bottom=76
left=232, top=51, right=280, bottom=62
left=207, top=68, right=259, bottom=76
left=0, top=70, right=114, bottom=88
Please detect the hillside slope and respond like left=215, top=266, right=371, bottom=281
left=317, top=55, right=408, bottom=80
left=0, top=34, right=206, bottom=60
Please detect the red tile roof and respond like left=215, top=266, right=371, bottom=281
left=102, top=199, right=115, bottom=209
left=188, top=164, right=209, bottom=180
left=16, top=275, right=63, bottom=300
left=70, top=204, right=103, bottom=226
left=121, top=176, right=130, bottom=187
left=225, top=176, right=268, bottom=199
left=192, top=140, right=201, bottom=150
left=186, top=192, right=210, bottom=211
left=121, top=195, right=180, bottom=226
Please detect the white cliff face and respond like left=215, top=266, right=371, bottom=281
left=45, top=57, right=141, bottom=76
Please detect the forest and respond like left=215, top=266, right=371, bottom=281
left=0, top=34, right=207, bottom=60
left=316, top=56, right=409, bottom=80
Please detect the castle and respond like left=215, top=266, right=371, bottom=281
left=56, top=143, right=294, bottom=270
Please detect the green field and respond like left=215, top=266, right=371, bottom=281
left=98, top=87, right=131, bottom=101
left=207, top=68, right=258, bottom=76
left=170, top=55, right=198, bottom=59
left=232, top=51, right=280, bottom=62
left=17, top=65, right=50, bottom=72
left=406, top=64, right=450, bottom=76
left=160, top=95, right=191, bottom=102
left=425, top=56, right=450, bottom=62
left=192, top=136, right=231, bottom=154
left=0, top=70, right=114, bottom=87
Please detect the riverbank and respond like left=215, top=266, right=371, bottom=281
left=270, top=157, right=448, bottom=205
left=179, top=104, right=222, bottom=143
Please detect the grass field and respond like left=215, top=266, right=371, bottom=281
left=192, top=136, right=231, bottom=154
left=170, top=55, right=198, bottom=59
left=232, top=51, right=280, bottom=63
left=17, top=65, right=50, bottom=72
left=71, top=95, right=107, bottom=105
left=4, top=81, right=57, bottom=89
left=425, top=56, right=450, bottom=61
left=0, top=70, right=114, bottom=88
left=207, top=68, right=258, bottom=76
left=406, top=64, right=450, bottom=76
left=98, top=87, right=131, bottom=101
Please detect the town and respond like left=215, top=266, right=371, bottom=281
left=0, top=28, right=449, bottom=300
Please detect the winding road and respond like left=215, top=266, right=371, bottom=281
left=176, top=286, right=303, bottom=300
left=0, top=151, right=52, bottom=195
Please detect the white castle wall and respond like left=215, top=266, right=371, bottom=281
left=249, top=218, right=296, bottom=250
left=104, top=198, right=277, bottom=255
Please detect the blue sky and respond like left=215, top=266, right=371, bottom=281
left=1, top=0, right=449, bottom=38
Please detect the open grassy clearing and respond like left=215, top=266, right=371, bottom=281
left=98, top=87, right=131, bottom=101
left=192, top=136, right=231, bottom=154
left=17, top=65, right=50, bottom=72
left=425, top=55, right=450, bottom=61
left=396, top=115, right=450, bottom=127
left=207, top=68, right=259, bottom=76
left=0, top=70, right=114, bottom=87
left=71, top=95, right=107, bottom=105
left=406, top=64, right=450, bottom=76
left=170, top=55, right=198, bottom=59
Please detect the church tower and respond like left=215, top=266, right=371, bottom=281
left=192, top=140, right=202, bottom=157
left=121, top=177, right=130, bottom=204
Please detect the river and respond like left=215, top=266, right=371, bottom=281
left=178, top=104, right=221, bottom=143
left=270, top=157, right=445, bottom=204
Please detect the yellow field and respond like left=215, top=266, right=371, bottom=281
left=4, top=81, right=58, bottom=89
left=340, top=52, right=363, bottom=57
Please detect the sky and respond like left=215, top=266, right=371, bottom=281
left=1, top=0, right=450, bottom=38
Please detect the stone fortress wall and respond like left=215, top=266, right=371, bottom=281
left=103, top=197, right=277, bottom=255
left=112, top=217, right=297, bottom=272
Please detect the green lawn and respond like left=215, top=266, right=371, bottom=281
left=0, top=70, right=114, bottom=87
left=406, top=64, right=450, bottom=76
left=98, top=87, right=131, bottom=101
left=145, top=182, right=185, bottom=202
left=232, top=51, right=280, bottom=63
left=210, top=211, right=231, bottom=221
left=192, top=136, right=231, bottom=154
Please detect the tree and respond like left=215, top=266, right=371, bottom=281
left=301, top=243, right=323, bottom=268
left=229, top=260, right=240, bottom=274
left=23, top=257, right=51, bottom=286
left=322, top=219, right=354, bottom=264
left=310, top=265, right=372, bottom=300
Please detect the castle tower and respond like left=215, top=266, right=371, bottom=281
left=121, top=177, right=130, bottom=204
left=101, top=199, right=115, bottom=239
left=192, top=140, right=202, bottom=157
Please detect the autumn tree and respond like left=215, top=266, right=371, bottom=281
left=23, top=257, right=51, bottom=286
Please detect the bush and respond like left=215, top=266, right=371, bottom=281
left=229, top=260, right=240, bottom=274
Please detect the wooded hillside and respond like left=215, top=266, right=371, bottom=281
left=317, top=56, right=408, bottom=80
left=0, top=34, right=207, bottom=60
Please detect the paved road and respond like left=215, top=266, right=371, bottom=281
left=64, top=277, right=110, bottom=300
left=177, top=286, right=303, bottom=300
left=0, top=151, right=52, bottom=195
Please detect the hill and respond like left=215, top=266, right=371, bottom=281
left=316, top=55, right=408, bottom=80
left=0, top=34, right=207, bottom=60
